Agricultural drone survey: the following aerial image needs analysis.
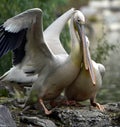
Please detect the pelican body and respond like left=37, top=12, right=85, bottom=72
left=65, top=37, right=105, bottom=111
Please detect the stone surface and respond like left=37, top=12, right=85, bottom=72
left=52, top=107, right=111, bottom=127
left=20, top=102, right=120, bottom=127
left=0, top=102, right=120, bottom=127
left=21, top=116, right=57, bottom=127
left=0, top=105, right=16, bottom=127
left=20, top=115, right=57, bottom=127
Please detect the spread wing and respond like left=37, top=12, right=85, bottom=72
left=0, top=8, right=53, bottom=67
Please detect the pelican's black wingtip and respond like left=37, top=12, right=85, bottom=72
left=0, top=25, right=27, bottom=65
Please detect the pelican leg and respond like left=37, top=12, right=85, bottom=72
left=61, top=100, right=84, bottom=107
left=90, top=98, right=105, bottom=111
left=62, top=100, right=77, bottom=106
left=39, top=99, right=52, bottom=115
left=50, top=99, right=76, bottom=106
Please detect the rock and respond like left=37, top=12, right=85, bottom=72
left=52, top=107, right=110, bottom=127
left=20, top=115, right=57, bottom=127
left=1, top=101, right=120, bottom=127
left=0, top=105, right=16, bottom=127
left=50, top=102, right=120, bottom=127
left=105, top=102, right=120, bottom=126
left=105, top=102, right=120, bottom=112
left=7, top=102, right=120, bottom=127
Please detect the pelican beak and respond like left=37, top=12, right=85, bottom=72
left=76, top=21, right=96, bottom=85
left=75, top=22, right=88, bottom=70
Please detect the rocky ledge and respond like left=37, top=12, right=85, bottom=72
left=0, top=102, right=120, bottom=127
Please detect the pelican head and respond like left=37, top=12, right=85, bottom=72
left=73, top=10, right=85, bottom=37
left=74, top=10, right=85, bottom=24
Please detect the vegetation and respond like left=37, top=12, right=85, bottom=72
left=91, top=34, right=116, bottom=63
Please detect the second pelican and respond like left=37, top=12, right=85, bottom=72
left=65, top=37, right=105, bottom=111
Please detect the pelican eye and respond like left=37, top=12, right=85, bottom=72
left=77, top=19, right=81, bottom=22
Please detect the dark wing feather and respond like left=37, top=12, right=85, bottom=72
left=0, top=25, right=27, bottom=65
left=12, top=30, right=27, bottom=65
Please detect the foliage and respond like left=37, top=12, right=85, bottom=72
left=0, top=53, right=12, bottom=75
left=92, top=37, right=116, bottom=63
left=91, top=27, right=116, bottom=63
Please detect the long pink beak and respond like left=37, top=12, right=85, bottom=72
left=76, top=23, right=96, bottom=85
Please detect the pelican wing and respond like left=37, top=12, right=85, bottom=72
left=44, top=8, right=75, bottom=55
left=98, top=63, right=105, bottom=78
left=0, top=8, right=52, bottom=66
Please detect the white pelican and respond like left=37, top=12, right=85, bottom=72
left=65, top=36, right=105, bottom=111
left=0, top=8, right=89, bottom=115
left=25, top=10, right=89, bottom=115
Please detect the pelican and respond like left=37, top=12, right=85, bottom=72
left=0, top=8, right=89, bottom=115
left=25, top=10, right=89, bottom=115
left=65, top=36, right=105, bottom=111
